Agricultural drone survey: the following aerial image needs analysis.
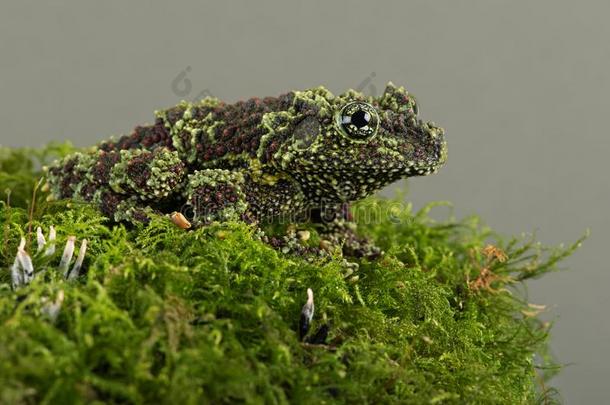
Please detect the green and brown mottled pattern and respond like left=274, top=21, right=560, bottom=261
left=46, top=83, right=447, bottom=257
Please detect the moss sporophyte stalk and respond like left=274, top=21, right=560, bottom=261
left=0, top=85, right=581, bottom=403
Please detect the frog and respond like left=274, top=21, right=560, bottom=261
left=45, top=83, right=447, bottom=258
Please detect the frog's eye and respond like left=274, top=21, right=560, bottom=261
left=336, top=101, right=379, bottom=142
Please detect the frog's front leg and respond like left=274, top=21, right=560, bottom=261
left=183, top=170, right=250, bottom=226
left=313, top=203, right=382, bottom=259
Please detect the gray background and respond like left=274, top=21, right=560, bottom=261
left=1, top=1, right=608, bottom=402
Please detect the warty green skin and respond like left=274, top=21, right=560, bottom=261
left=46, top=83, right=447, bottom=257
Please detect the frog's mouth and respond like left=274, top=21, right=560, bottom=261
left=394, top=122, right=447, bottom=176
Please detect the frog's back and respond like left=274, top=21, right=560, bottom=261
left=97, top=93, right=296, bottom=169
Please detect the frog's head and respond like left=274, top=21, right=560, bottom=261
left=261, top=83, right=447, bottom=203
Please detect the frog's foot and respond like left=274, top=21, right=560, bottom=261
left=313, top=204, right=382, bottom=259
left=256, top=225, right=360, bottom=281
left=11, top=226, right=88, bottom=289
left=183, top=169, right=250, bottom=227
left=258, top=226, right=324, bottom=260
left=326, top=219, right=382, bottom=259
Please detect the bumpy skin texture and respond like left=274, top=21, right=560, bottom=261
left=46, top=83, right=447, bottom=257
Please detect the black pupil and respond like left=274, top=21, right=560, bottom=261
left=350, top=110, right=370, bottom=128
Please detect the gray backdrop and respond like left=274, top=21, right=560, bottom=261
left=1, top=1, right=608, bottom=402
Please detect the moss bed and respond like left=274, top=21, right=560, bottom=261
left=0, top=144, right=581, bottom=404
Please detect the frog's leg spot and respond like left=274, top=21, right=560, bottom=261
left=184, top=170, right=249, bottom=227
left=109, top=148, right=186, bottom=200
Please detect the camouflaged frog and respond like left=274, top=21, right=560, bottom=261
left=46, top=83, right=447, bottom=257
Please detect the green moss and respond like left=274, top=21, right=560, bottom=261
left=0, top=144, right=582, bottom=404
